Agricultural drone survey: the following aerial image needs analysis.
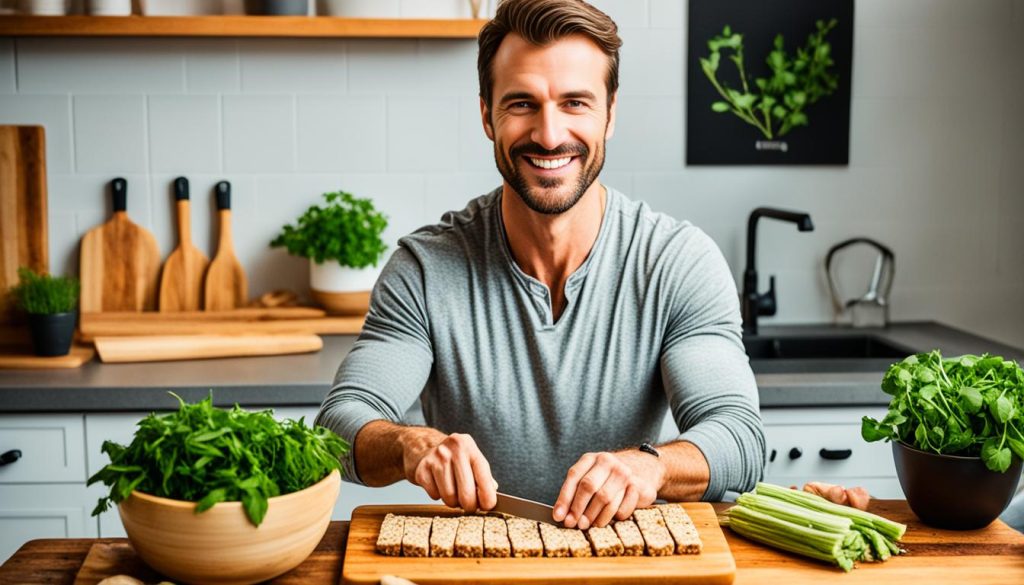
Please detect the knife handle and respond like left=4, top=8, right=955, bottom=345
left=215, top=181, right=231, bottom=211
left=111, top=177, right=127, bottom=213
left=174, top=176, right=190, bottom=201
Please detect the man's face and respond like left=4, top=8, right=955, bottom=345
left=482, top=33, right=617, bottom=215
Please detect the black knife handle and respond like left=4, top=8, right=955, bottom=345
left=0, top=449, right=22, bottom=467
left=819, top=448, right=853, bottom=460
left=215, top=181, right=231, bottom=211
left=174, top=176, right=190, bottom=201
left=111, top=177, right=127, bottom=212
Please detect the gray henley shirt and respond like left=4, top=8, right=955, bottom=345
left=315, top=186, right=765, bottom=503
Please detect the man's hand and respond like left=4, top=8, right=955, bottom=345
left=552, top=450, right=665, bottom=530
left=399, top=428, right=498, bottom=513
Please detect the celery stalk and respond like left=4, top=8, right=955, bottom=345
left=755, top=482, right=907, bottom=541
left=737, top=492, right=853, bottom=533
left=727, top=514, right=853, bottom=572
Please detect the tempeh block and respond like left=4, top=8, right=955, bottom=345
left=483, top=515, right=511, bottom=557
left=585, top=525, right=624, bottom=557
left=454, top=515, right=484, bottom=557
left=632, top=508, right=675, bottom=556
left=612, top=519, right=645, bottom=556
left=401, top=515, right=432, bottom=557
left=537, top=522, right=570, bottom=557
left=429, top=516, right=460, bottom=558
left=376, top=513, right=405, bottom=556
left=657, top=503, right=704, bottom=554
left=506, top=517, right=544, bottom=557
left=560, top=527, right=593, bottom=557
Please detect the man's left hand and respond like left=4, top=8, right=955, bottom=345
left=552, top=450, right=665, bottom=530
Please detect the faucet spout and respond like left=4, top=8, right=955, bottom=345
left=742, top=207, right=815, bottom=336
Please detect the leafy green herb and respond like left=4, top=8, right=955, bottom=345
left=270, top=190, right=388, bottom=269
left=700, top=19, right=840, bottom=139
left=88, top=393, right=349, bottom=526
left=862, top=350, right=1024, bottom=472
left=9, top=267, right=79, bottom=315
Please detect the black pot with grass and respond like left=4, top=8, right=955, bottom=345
left=10, top=267, right=80, bottom=357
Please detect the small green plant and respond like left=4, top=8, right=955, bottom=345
left=701, top=19, right=839, bottom=139
left=270, top=191, right=388, bottom=269
left=10, top=267, right=79, bottom=315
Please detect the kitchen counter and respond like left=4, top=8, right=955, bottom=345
left=0, top=321, right=1020, bottom=413
left=1, top=501, right=1021, bottom=584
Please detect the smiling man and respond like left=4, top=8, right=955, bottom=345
left=316, top=0, right=764, bottom=530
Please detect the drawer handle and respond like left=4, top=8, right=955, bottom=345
left=788, top=447, right=803, bottom=460
left=0, top=449, right=22, bottom=467
left=819, top=448, right=852, bottom=460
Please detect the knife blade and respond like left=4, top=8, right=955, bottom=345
left=492, top=492, right=563, bottom=527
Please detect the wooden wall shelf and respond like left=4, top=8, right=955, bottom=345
left=0, top=15, right=486, bottom=38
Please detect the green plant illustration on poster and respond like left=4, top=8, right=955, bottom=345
left=700, top=18, right=839, bottom=139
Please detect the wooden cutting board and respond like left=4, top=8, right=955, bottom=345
left=342, top=504, right=736, bottom=585
left=204, top=180, right=248, bottom=310
left=0, top=342, right=94, bottom=369
left=0, top=125, right=48, bottom=325
left=79, top=312, right=364, bottom=341
left=159, top=176, right=208, bottom=312
left=72, top=542, right=161, bottom=585
left=79, top=177, right=161, bottom=313
left=93, top=333, right=323, bottom=363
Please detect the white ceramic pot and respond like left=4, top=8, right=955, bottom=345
left=316, top=0, right=398, bottom=17
left=18, top=0, right=70, bottom=15
left=140, top=0, right=223, bottom=16
left=87, top=0, right=131, bottom=15
left=400, top=0, right=473, bottom=18
left=309, top=259, right=381, bottom=316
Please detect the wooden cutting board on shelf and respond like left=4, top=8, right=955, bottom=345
left=204, top=180, right=248, bottom=310
left=78, top=310, right=363, bottom=342
left=0, top=125, right=48, bottom=325
left=159, top=176, right=208, bottom=312
left=93, top=333, right=323, bottom=363
left=79, top=177, right=161, bottom=313
left=342, top=504, right=736, bottom=585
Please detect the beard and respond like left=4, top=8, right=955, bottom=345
left=494, top=136, right=606, bottom=215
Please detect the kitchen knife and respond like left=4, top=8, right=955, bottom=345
left=492, top=492, right=563, bottom=527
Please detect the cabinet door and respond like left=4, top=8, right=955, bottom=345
left=0, top=414, right=86, bottom=483
left=0, top=483, right=101, bottom=564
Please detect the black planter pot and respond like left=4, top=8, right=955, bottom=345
left=893, top=441, right=1023, bottom=530
left=27, top=311, right=76, bottom=357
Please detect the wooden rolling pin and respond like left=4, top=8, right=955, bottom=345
left=93, top=334, right=323, bottom=363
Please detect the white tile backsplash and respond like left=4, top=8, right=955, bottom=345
left=148, top=95, right=222, bottom=173
left=297, top=95, right=386, bottom=172
left=222, top=94, right=295, bottom=172
left=0, top=94, right=73, bottom=173
left=73, top=95, right=148, bottom=173
left=2, top=0, right=1022, bottom=349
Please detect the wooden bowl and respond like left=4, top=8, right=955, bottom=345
left=118, top=469, right=340, bottom=585
left=310, top=288, right=370, bottom=316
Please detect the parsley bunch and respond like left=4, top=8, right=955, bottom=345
left=862, top=351, right=1024, bottom=473
left=88, top=394, right=348, bottom=526
left=270, top=190, right=388, bottom=269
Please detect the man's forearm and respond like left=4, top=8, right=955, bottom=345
left=354, top=419, right=445, bottom=487
left=650, top=440, right=710, bottom=501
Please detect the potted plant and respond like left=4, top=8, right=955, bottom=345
left=10, top=267, right=80, bottom=357
left=270, top=190, right=388, bottom=315
left=863, top=350, right=1024, bottom=529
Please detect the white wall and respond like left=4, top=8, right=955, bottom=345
left=1, top=0, right=1022, bottom=348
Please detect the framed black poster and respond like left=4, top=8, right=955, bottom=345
left=686, top=0, right=854, bottom=165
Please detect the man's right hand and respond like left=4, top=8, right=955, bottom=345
left=399, top=427, right=498, bottom=513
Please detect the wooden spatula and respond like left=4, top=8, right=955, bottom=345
left=80, top=178, right=161, bottom=313
left=204, top=180, right=248, bottom=310
left=158, top=177, right=209, bottom=312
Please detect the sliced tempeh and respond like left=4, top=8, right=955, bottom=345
left=401, top=515, right=432, bottom=557
left=429, top=516, right=460, bottom=558
left=483, top=515, right=512, bottom=557
left=560, top=527, right=593, bottom=557
left=454, top=515, right=484, bottom=557
left=612, top=519, right=645, bottom=556
left=506, top=517, right=544, bottom=557
left=656, top=503, right=703, bottom=554
left=585, top=525, right=624, bottom=557
left=632, top=508, right=675, bottom=556
left=376, top=513, right=405, bottom=556
left=537, top=522, right=570, bottom=557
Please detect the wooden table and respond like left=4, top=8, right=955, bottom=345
left=1, top=501, right=1022, bottom=584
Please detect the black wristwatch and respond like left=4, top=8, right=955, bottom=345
left=639, top=442, right=660, bottom=458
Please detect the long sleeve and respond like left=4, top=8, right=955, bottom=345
left=659, top=231, right=765, bottom=501
left=315, top=247, right=434, bottom=485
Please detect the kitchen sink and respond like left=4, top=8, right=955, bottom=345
left=743, top=334, right=917, bottom=374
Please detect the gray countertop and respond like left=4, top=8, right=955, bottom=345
left=0, top=321, right=1020, bottom=413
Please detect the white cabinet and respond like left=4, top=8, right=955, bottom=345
left=0, top=414, right=86, bottom=483
left=0, top=483, right=103, bottom=564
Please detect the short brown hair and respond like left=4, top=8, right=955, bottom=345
left=477, top=0, right=622, bottom=108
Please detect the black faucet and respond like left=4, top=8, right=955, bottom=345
left=742, top=207, right=814, bottom=336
